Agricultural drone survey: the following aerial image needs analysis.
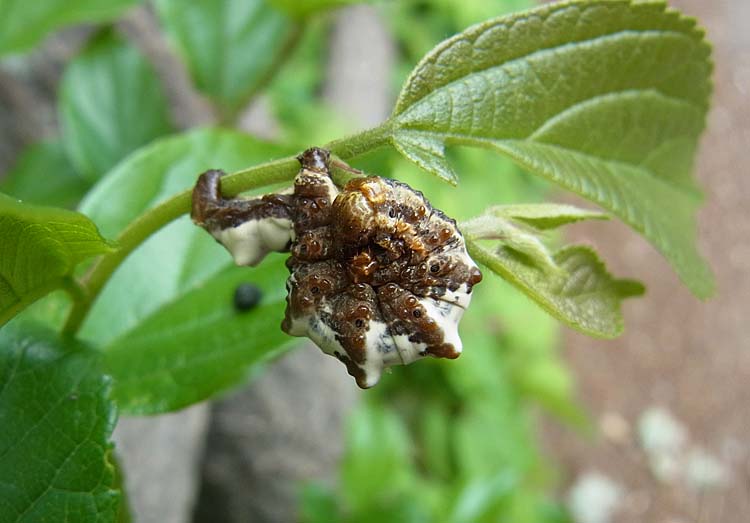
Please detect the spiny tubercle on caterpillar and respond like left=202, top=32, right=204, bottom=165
left=191, top=147, right=482, bottom=388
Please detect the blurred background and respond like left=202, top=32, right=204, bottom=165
left=0, top=0, right=747, bottom=522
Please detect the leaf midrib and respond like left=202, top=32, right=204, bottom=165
left=395, top=129, right=702, bottom=203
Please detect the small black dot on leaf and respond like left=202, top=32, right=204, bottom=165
left=234, top=283, right=262, bottom=312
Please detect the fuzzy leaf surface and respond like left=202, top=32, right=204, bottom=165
left=0, top=194, right=113, bottom=326
left=390, top=0, right=713, bottom=297
left=60, top=30, right=173, bottom=182
left=0, top=322, right=119, bottom=523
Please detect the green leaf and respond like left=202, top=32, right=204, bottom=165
left=389, top=0, right=713, bottom=297
left=513, top=356, right=585, bottom=426
left=0, top=0, right=137, bottom=55
left=0, top=321, right=119, bottom=522
left=462, top=214, right=562, bottom=276
left=104, top=259, right=291, bottom=414
left=0, top=141, right=89, bottom=208
left=268, top=0, right=366, bottom=17
left=468, top=239, right=643, bottom=338
left=419, top=402, right=452, bottom=480
left=341, top=403, right=415, bottom=511
left=112, top=454, right=131, bottom=523
left=59, top=30, right=173, bottom=182
left=78, top=128, right=294, bottom=413
left=154, top=0, right=294, bottom=116
left=0, top=194, right=114, bottom=326
left=450, top=472, right=517, bottom=523
left=461, top=205, right=607, bottom=276
left=299, top=484, right=340, bottom=523
left=489, top=203, right=608, bottom=230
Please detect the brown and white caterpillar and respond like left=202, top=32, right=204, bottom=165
left=191, top=148, right=482, bottom=388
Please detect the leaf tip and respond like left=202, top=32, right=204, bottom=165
left=615, top=278, right=646, bottom=299
left=689, top=267, right=716, bottom=301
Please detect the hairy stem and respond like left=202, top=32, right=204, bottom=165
left=62, top=123, right=394, bottom=335
left=326, top=121, right=392, bottom=159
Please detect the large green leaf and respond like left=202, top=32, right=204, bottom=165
left=0, top=141, right=90, bottom=208
left=388, top=0, right=713, bottom=297
left=103, top=259, right=291, bottom=414
left=0, top=0, right=137, bottom=55
left=0, top=321, right=119, bottom=522
left=154, top=0, right=293, bottom=116
left=0, top=194, right=113, bottom=326
left=78, top=128, right=294, bottom=413
left=59, top=30, right=173, bottom=182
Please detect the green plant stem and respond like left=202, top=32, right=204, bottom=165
left=61, top=122, right=394, bottom=336
left=63, top=156, right=300, bottom=335
left=325, top=121, right=392, bottom=159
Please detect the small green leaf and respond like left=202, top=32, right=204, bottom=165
left=60, top=30, right=173, bottom=182
left=0, top=194, right=113, bottom=326
left=468, top=239, right=643, bottom=338
left=0, top=141, right=89, bottom=208
left=104, top=259, right=292, bottom=414
left=154, top=0, right=294, bottom=116
left=489, top=203, right=608, bottom=230
left=78, top=129, right=293, bottom=413
left=389, top=0, right=713, bottom=297
left=463, top=214, right=562, bottom=276
left=0, top=321, right=119, bottom=522
left=268, top=0, right=367, bottom=17
left=0, top=0, right=137, bottom=55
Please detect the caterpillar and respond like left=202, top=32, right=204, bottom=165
left=192, top=148, right=482, bottom=388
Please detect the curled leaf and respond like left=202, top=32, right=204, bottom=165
left=463, top=212, right=643, bottom=338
